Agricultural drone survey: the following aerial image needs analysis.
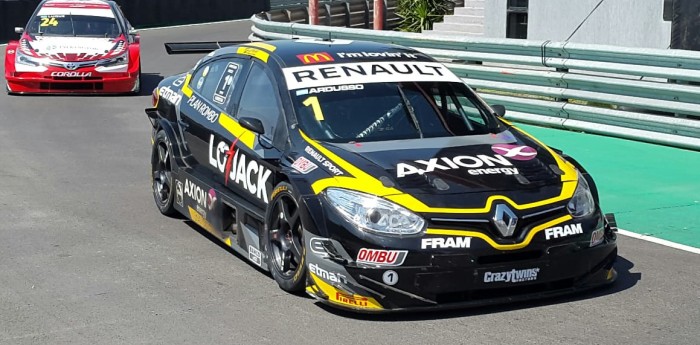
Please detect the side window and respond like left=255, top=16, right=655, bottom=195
left=191, top=59, right=242, bottom=108
left=237, top=63, right=282, bottom=138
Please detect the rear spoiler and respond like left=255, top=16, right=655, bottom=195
left=164, top=41, right=249, bottom=55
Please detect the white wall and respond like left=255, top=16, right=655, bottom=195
left=483, top=0, right=507, bottom=38
left=528, top=0, right=671, bottom=48
left=481, top=0, right=671, bottom=49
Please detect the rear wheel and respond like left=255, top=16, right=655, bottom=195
left=151, top=129, right=177, bottom=216
left=264, top=182, right=307, bottom=293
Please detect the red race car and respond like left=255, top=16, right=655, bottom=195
left=4, top=0, right=141, bottom=95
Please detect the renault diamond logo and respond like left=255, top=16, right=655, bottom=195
left=493, top=204, right=518, bottom=237
left=65, top=63, right=78, bottom=71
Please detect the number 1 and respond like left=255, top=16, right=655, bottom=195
left=302, top=96, right=325, bottom=121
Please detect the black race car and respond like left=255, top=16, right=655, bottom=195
left=146, top=39, right=618, bottom=312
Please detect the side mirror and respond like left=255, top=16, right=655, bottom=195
left=239, top=117, right=265, bottom=135
left=129, top=28, right=138, bottom=35
left=14, top=27, right=24, bottom=34
left=491, top=104, right=506, bottom=117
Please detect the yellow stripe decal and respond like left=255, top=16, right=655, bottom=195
left=301, top=130, right=578, bottom=214
left=188, top=206, right=217, bottom=234
left=236, top=46, right=270, bottom=63
left=218, top=113, right=256, bottom=149
left=309, top=272, right=383, bottom=310
left=426, top=214, right=573, bottom=251
left=181, top=73, right=193, bottom=97
left=243, top=42, right=277, bottom=52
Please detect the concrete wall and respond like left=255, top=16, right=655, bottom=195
left=481, top=0, right=671, bottom=49
left=483, top=0, right=507, bottom=39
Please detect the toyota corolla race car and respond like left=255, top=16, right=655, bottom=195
left=146, top=39, right=618, bottom=312
left=4, top=0, right=140, bottom=94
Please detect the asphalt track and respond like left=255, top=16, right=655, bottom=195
left=0, top=20, right=698, bottom=345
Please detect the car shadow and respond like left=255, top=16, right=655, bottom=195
left=315, top=255, right=640, bottom=320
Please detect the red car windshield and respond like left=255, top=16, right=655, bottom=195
left=27, top=13, right=120, bottom=38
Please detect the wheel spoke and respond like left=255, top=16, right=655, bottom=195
left=290, top=235, right=302, bottom=263
left=281, top=250, right=292, bottom=272
left=158, top=145, right=167, bottom=163
left=269, top=228, right=282, bottom=245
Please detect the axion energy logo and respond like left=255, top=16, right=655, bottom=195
left=491, top=144, right=538, bottom=161
left=296, top=52, right=334, bottom=65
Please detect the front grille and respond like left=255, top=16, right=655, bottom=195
left=40, top=82, right=104, bottom=90
left=477, top=250, right=542, bottom=265
left=434, top=278, right=575, bottom=304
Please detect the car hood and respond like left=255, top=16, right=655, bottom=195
left=318, top=129, right=575, bottom=209
left=23, top=35, right=125, bottom=62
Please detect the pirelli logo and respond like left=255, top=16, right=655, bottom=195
left=297, top=52, right=334, bottom=64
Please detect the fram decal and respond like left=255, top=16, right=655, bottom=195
left=283, top=61, right=461, bottom=90
left=209, top=135, right=272, bottom=203
left=397, top=155, right=518, bottom=178
left=421, top=237, right=471, bottom=249
left=544, top=223, right=583, bottom=240
left=296, top=52, right=334, bottom=64
left=491, top=144, right=537, bottom=161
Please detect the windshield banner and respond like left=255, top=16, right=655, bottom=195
left=283, top=61, right=462, bottom=90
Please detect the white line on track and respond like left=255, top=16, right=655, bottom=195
left=618, top=229, right=700, bottom=254
left=136, top=18, right=250, bottom=32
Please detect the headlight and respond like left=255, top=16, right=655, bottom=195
left=325, top=188, right=425, bottom=236
left=15, top=50, right=40, bottom=66
left=567, top=173, right=595, bottom=217
left=98, top=51, right=128, bottom=67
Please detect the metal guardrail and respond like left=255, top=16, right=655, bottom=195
left=249, top=15, right=700, bottom=151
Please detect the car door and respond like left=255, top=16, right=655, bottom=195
left=211, top=60, right=287, bottom=207
left=178, top=55, right=249, bottom=179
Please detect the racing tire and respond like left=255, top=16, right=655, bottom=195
left=131, top=67, right=142, bottom=95
left=264, top=182, right=307, bottom=293
left=151, top=129, right=178, bottom=217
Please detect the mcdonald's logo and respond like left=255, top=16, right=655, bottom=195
left=296, top=52, right=335, bottom=64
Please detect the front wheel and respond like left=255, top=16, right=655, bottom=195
left=264, top=182, right=307, bottom=293
left=151, top=129, right=178, bottom=216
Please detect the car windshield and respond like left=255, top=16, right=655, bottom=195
left=291, top=81, right=499, bottom=143
left=27, top=13, right=120, bottom=38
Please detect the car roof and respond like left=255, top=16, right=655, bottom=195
left=214, top=39, right=436, bottom=68
left=42, top=0, right=112, bottom=6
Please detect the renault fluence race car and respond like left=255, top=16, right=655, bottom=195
left=4, top=0, right=141, bottom=94
left=146, top=39, right=618, bottom=312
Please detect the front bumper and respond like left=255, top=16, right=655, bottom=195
left=303, top=211, right=618, bottom=313
left=6, top=72, right=138, bottom=94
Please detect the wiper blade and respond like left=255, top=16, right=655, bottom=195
left=69, top=12, right=76, bottom=37
left=396, top=85, right=423, bottom=139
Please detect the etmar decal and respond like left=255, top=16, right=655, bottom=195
left=421, top=237, right=471, bottom=249
left=397, top=155, right=518, bottom=178
left=484, top=268, right=540, bottom=283
left=187, top=95, right=219, bottom=123
left=184, top=179, right=217, bottom=211
left=309, top=263, right=347, bottom=284
left=304, top=146, right=343, bottom=176
left=296, top=52, right=334, bottom=64
left=356, top=248, right=408, bottom=266
left=491, top=144, right=538, bottom=161
left=209, top=135, right=272, bottom=203
left=283, top=61, right=461, bottom=90
left=544, top=223, right=583, bottom=240
left=590, top=228, right=605, bottom=247
left=337, top=51, right=418, bottom=59
left=51, top=71, right=91, bottom=77
left=159, top=86, right=182, bottom=105
left=291, top=156, right=318, bottom=174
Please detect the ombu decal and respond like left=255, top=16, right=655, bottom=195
left=208, top=135, right=272, bottom=203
